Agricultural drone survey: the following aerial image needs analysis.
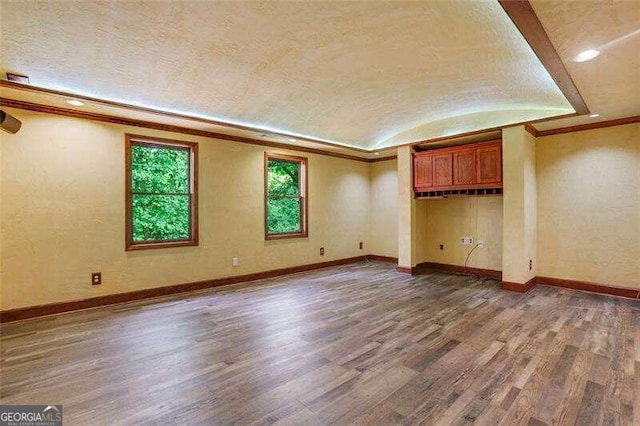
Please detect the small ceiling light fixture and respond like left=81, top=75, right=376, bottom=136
left=66, top=99, right=84, bottom=107
left=589, top=113, right=600, bottom=118
left=287, top=138, right=297, bottom=142
left=573, top=49, right=600, bottom=62
left=374, top=152, right=380, bottom=156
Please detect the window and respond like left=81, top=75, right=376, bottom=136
left=265, top=153, right=308, bottom=239
left=125, top=134, right=198, bottom=250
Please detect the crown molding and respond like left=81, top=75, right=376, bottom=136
left=0, top=98, right=399, bottom=163
left=406, top=111, right=576, bottom=149
left=534, top=115, right=640, bottom=137
left=0, top=79, right=369, bottom=153
left=524, top=123, right=539, bottom=137
left=368, top=155, right=398, bottom=163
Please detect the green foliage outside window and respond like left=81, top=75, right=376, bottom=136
left=267, top=159, right=303, bottom=234
left=131, top=144, right=191, bottom=241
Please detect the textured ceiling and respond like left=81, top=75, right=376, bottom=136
left=0, top=82, right=397, bottom=160
left=0, top=0, right=574, bottom=150
left=530, top=0, right=640, bottom=131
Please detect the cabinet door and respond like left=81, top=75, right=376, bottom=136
left=453, top=149, right=477, bottom=186
left=476, top=143, right=502, bottom=184
left=433, top=153, right=453, bottom=187
left=414, top=154, right=433, bottom=189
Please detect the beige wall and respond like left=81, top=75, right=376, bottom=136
left=417, top=198, right=503, bottom=271
left=414, top=200, right=429, bottom=265
left=537, top=123, right=640, bottom=289
left=523, top=129, right=537, bottom=281
left=0, top=109, right=370, bottom=310
left=369, top=159, right=398, bottom=258
left=2, top=109, right=638, bottom=311
left=502, top=126, right=537, bottom=284
left=397, top=146, right=416, bottom=268
left=396, top=146, right=432, bottom=268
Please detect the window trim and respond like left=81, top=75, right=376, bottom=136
left=264, top=152, right=308, bottom=240
left=125, top=134, right=199, bottom=251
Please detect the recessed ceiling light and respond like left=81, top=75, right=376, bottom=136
left=573, top=49, right=600, bottom=62
left=66, top=99, right=84, bottom=106
left=287, top=138, right=297, bottom=142
left=374, top=152, right=380, bottom=156
left=590, top=113, right=600, bottom=118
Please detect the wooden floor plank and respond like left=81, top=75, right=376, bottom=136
left=0, top=261, right=637, bottom=425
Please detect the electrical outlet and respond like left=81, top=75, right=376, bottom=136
left=232, top=257, right=239, bottom=267
left=460, top=237, right=474, bottom=245
left=320, top=247, right=325, bottom=256
left=91, top=272, right=101, bottom=286
left=359, top=242, right=363, bottom=250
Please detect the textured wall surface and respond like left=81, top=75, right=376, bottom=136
left=0, top=1, right=572, bottom=149
left=523, top=130, right=538, bottom=283
left=414, top=201, right=430, bottom=266
left=0, top=109, right=370, bottom=310
left=418, top=198, right=503, bottom=271
left=2, top=111, right=637, bottom=310
left=397, top=147, right=417, bottom=268
left=536, top=123, right=640, bottom=289
left=369, top=160, right=398, bottom=258
left=502, top=126, right=537, bottom=284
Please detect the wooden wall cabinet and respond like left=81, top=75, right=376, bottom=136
left=433, top=153, right=453, bottom=187
left=413, top=139, right=502, bottom=195
left=414, top=155, right=433, bottom=189
left=476, top=143, right=502, bottom=185
left=453, top=149, right=476, bottom=186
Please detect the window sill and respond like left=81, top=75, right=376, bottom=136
left=265, top=232, right=308, bottom=241
left=126, top=239, right=198, bottom=251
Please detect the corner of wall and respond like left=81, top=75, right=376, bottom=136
left=502, top=125, right=537, bottom=284
left=397, top=147, right=416, bottom=267
left=367, top=158, right=399, bottom=259
left=534, top=122, right=640, bottom=289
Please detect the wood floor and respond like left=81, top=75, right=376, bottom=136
left=1, top=261, right=638, bottom=425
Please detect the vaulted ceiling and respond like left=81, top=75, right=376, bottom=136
left=0, top=1, right=637, bottom=152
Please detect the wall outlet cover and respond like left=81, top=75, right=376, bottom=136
left=91, top=272, right=101, bottom=286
